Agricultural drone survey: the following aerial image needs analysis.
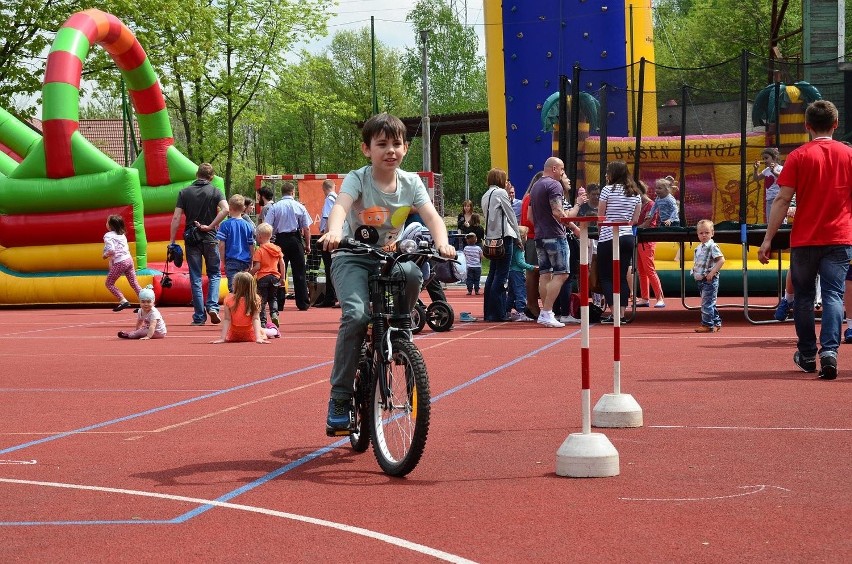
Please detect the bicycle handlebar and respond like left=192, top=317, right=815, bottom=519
left=337, top=237, right=458, bottom=264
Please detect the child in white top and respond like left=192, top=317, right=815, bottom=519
left=462, top=232, right=484, bottom=295
left=118, top=286, right=167, bottom=339
left=103, top=214, right=142, bottom=311
left=752, top=147, right=783, bottom=223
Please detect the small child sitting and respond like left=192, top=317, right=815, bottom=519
left=211, top=271, right=273, bottom=344
left=118, top=285, right=167, bottom=339
left=462, top=232, right=484, bottom=295
left=642, top=177, right=680, bottom=227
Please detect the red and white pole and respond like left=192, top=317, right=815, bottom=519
left=610, top=223, right=622, bottom=395
left=578, top=218, right=592, bottom=434
left=555, top=215, right=618, bottom=478
left=593, top=221, right=643, bottom=429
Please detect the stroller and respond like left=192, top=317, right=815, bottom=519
left=399, top=222, right=465, bottom=334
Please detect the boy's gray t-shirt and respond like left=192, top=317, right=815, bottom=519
left=340, top=166, right=430, bottom=246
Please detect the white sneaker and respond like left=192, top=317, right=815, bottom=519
left=654, top=299, right=666, bottom=308
left=537, top=312, right=565, bottom=328
left=557, top=315, right=580, bottom=324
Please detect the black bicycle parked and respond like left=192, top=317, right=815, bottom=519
left=333, top=237, right=456, bottom=477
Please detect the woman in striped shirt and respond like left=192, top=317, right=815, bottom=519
left=597, top=161, right=642, bottom=322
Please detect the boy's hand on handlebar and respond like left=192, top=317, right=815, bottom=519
left=436, top=243, right=456, bottom=259
left=318, top=231, right=342, bottom=252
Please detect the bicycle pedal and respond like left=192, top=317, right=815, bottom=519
left=326, top=426, right=352, bottom=437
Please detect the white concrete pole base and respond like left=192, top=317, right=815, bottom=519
left=592, top=393, right=644, bottom=428
left=555, top=432, right=620, bottom=477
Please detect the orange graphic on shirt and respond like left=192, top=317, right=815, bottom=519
left=360, top=206, right=389, bottom=226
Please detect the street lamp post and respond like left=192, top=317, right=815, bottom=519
left=461, top=134, right=469, bottom=202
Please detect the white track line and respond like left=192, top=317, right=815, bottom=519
left=0, top=478, right=477, bottom=564
left=620, top=484, right=790, bottom=502
left=650, top=425, right=852, bottom=432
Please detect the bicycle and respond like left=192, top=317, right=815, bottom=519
left=331, top=237, right=456, bottom=477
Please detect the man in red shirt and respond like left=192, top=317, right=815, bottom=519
left=759, top=100, right=852, bottom=380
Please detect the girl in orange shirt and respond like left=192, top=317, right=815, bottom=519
left=211, top=272, right=270, bottom=344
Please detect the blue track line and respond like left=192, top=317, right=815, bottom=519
left=0, top=361, right=332, bottom=456
left=1, top=329, right=580, bottom=526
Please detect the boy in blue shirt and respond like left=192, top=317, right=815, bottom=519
left=216, top=194, right=256, bottom=292
left=318, top=113, right=456, bottom=434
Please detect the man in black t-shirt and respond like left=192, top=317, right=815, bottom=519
left=169, top=163, right=228, bottom=325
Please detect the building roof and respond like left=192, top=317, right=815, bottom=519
left=77, top=119, right=140, bottom=165
left=0, top=118, right=139, bottom=165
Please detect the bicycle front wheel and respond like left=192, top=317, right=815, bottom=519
left=371, top=338, right=431, bottom=477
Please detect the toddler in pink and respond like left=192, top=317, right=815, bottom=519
left=103, top=214, right=142, bottom=311
left=118, top=286, right=167, bottom=340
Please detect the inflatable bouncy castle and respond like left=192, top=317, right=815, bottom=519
left=0, top=9, right=225, bottom=305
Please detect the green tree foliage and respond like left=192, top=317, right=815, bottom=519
left=96, top=0, right=331, bottom=193
left=400, top=0, right=489, bottom=209
left=653, top=0, right=804, bottom=99
left=0, top=0, right=86, bottom=116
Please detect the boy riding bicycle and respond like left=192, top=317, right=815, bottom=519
left=318, top=113, right=456, bottom=434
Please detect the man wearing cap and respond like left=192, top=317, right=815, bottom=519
left=264, top=181, right=313, bottom=310
left=169, top=163, right=228, bottom=325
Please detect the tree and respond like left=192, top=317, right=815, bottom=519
left=0, top=0, right=86, bottom=116
left=652, top=0, right=804, bottom=100
left=400, top=0, right=488, bottom=209
left=97, top=0, right=332, bottom=193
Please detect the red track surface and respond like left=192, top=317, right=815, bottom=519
left=1, top=289, right=850, bottom=562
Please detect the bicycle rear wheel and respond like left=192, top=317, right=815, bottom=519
left=349, top=353, right=372, bottom=452
left=370, top=338, right=431, bottom=477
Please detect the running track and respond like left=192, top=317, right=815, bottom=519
left=0, top=290, right=849, bottom=562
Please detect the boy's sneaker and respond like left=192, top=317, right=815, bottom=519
left=774, top=297, right=793, bottom=321
left=557, top=314, right=581, bottom=324
left=271, top=314, right=280, bottom=328
left=792, top=351, right=817, bottom=373
left=325, top=398, right=354, bottom=435
left=208, top=309, right=221, bottom=324
left=537, top=312, right=565, bottom=328
left=507, top=311, right=523, bottom=322
left=818, top=353, right=837, bottom=380
left=844, top=327, right=852, bottom=344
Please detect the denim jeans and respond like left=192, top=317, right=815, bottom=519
left=224, top=258, right=251, bottom=292
left=790, top=245, right=852, bottom=358
left=185, top=240, right=221, bottom=323
left=697, top=277, right=721, bottom=327
left=506, top=270, right=527, bottom=313
left=466, top=266, right=481, bottom=293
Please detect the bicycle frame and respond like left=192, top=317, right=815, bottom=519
left=365, top=256, right=417, bottom=407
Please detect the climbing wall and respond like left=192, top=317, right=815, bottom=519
left=484, top=0, right=656, bottom=195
